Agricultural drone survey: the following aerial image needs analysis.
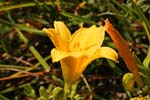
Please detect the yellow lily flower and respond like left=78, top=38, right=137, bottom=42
left=43, top=21, right=118, bottom=85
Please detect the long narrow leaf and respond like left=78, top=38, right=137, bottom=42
left=143, top=47, right=150, bottom=70
left=16, top=29, right=50, bottom=71
left=0, top=19, right=46, bottom=36
left=0, top=2, right=53, bottom=11
left=61, top=11, right=96, bottom=25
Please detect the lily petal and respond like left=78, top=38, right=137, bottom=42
left=51, top=48, right=87, bottom=62
left=42, top=28, right=69, bottom=51
left=90, top=47, right=118, bottom=63
left=54, top=21, right=71, bottom=41
left=60, top=56, right=88, bottom=85
left=69, top=25, right=105, bottom=51
left=73, top=47, right=118, bottom=82
left=100, top=47, right=118, bottom=62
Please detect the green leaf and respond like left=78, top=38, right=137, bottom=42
left=143, top=77, right=150, bottom=86
left=138, top=64, right=149, bottom=76
left=138, top=64, right=150, bottom=85
left=53, top=87, right=64, bottom=100
left=37, top=96, right=49, bottom=100
left=23, top=84, right=36, bottom=98
left=0, top=95, right=9, bottom=100
left=52, top=75, right=64, bottom=84
left=122, top=73, right=136, bottom=91
left=33, top=17, right=49, bottom=25
left=39, top=86, right=49, bottom=99
left=16, top=24, right=46, bottom=36
left=0, top=19, right=46, bottom=36
left=47, top=84, right=53, bottom=93
left=0, top=2, right=53, bottom=12
left=61, top=11, right=96, bottom=25
left=143, top=46, right=150, bottom=70
left=107, top=59, right=123, bottom=76
left=16, top=29, right=50, bottom=71
left=134, top=55, right=143, bottom=65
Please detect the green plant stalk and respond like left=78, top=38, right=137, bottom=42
left=52, top=75, right=64, bottom=84
left=16, top=24, right=47, bottom=36
left=64, top=82, right=71, bottom=97
left=81, top=74, right=106, bottom=100
left=110, top=1, right=126, bottom=21
left=131, top=3, right=150, bottom=43
left=0, top=82, right=35, bottom=94
left=126, top=91, right=132, bottom=99
left=112, top=0, right=150, bottom=43
left=0, top=1, right=74, bottom=12
left=70, top=81, right=78, bottom=98
left=107, top=59, right=123, bottom=76
left=0, top=68, right=31, bottom=74
left=7, top=11, right=15, bottom=23
left=0, top=2, right=53, bottom=11
left=64, top=81, right=78, bottom=99
left=0, top=95, right=9, bottom=100
left=143, top=46, right=150, bottom=70
left=16, top=29, right=50, bottom=71
left=111, top=0, right=128, bottom=12
left=108, top=1, right=134, bottom=41
left=11, top=55, right=51, bottom=76
left=0, top=86, right=15, bottom=94
left=112, top=0, right=138, bottom=16
left=142, top=22, right=150, bottom=43
left=29, top=46, right=50, bottom=71
left=0, top=64, right=27, bottom=69
left=61, top=11, right=96, bottom=25
left=0, top=40, right=8, bottom=52
left=0, top=19, right=46, bottom=36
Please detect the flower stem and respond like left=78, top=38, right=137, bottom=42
left=81, top=74, right=106, bottom=100
left=70, top=81, right=78, bottom=97
left=64, top=81, right=78, bottom=99
left=64, top=83, right=71, bottom=97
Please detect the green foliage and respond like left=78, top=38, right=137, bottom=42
left=0, top=95, right=9, bottom=100
left=0, top=0, right=150, bottom=99
left=122, top=73, right=135, bottom=91
left=38, top=86, right=50, bottom=100
left=23, top=84, right=36, bottom=98
left=143, top=47, right=150, bottom=69
left=53, top=87, right=64, bottom=100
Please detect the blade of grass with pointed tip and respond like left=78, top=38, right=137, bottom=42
left=0, top=2, right=53, bottom=11
left=112, top=0, right=150, bottom=43
left=16, top=24, right=47, bottom=36
left=0, top=19, right=46, bottom=36
left=16, top=29, right=50, bottom=71
left=0, top=64, right=27, bottom=70
left=143, top=47, right=150, bottom=70
left=61, top=11, right=96, bottom=25
left=0, top=95, right=9, bottom=100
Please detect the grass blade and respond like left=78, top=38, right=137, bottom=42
left=61, top=11, right=96, bottom=25
left=16, top=29, right=50, bottom=71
